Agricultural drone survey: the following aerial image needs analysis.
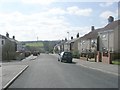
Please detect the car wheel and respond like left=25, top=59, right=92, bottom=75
left=70, top=60, right=72, bottom=63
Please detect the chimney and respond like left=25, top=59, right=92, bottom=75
left=91, top=26, right=95, bottom=31
left=108, top=16, right=114, bottom=24
left=13, top=36, right=15, bottom=39
left=6, top=32, right=9, bottom=38
left=77, top=33, right=79, bottom=38
left=65, top=38, right=67, bottom=41
left=71, top=36, right=73, bottom=40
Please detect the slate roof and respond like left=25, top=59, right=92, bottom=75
left=0, top=34, right=18, bottom=43
left=81, top=20, right=120, bottom=40
left=65, top=38, right=80, bottom=44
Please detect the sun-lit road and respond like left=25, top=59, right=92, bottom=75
left=8, top=54, right=118, bottom=88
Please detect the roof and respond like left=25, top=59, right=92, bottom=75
left=0, top=34, right=18, bottom=43
left=103, top=20, right=120, bottom=30
left=55, top=40, right=66, bottom=47
left=81, top=19, right=120, bottom=40
left=65, top=38, right=80, bottom=44
left=80, top=28, right=101, bottom=40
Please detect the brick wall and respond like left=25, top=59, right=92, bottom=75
left=101, top=52, right=112, bottom=64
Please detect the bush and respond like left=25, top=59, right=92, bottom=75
left=72, top=51, right=80, bottom=59
left=25, top=51, right=31, bottom=57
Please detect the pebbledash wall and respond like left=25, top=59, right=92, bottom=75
left=114, top=26, right=120, bottom=53
left=0, top=35, right=2, bottom=61
left=97, top=23, right=120, bottom=64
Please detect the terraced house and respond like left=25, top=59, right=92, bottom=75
left=0, top=33, right=17, bottom=61
left=79, top=26, right=98, bottom=57
left=55, top=16, right=120, bottom=64
left=97, top=17, right=120, bottom=64
left=79, top=16, right=120, bottom=64
left=0, top=35, right=2, bottom=61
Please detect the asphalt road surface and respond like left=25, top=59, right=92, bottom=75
left=8, top=54, right=118, bottom=88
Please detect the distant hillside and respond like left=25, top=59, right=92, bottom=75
left=21, top=40, right=60, bottom=53
left=25, top=42, right=44, bottom=47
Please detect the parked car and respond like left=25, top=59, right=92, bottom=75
left=25, top=51, right=31, bottom=57
left=58, top=52, right=73, bottom=63
left=33, top=51, right=40, bottom=56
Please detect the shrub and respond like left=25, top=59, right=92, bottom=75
left=72, top=51, right=80, bottom=59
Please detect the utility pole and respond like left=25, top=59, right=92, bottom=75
left=37, top=36, right=38, bottom=41
left=67, top=32, right=69, bottom=40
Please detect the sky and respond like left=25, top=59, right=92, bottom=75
left=0, top=0, right=119, bottom=41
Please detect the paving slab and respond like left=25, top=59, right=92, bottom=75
left=22, top=55, right=37, bottom=61
left=2, top=64, right=28, bottom=89
left=73, top=59, right=119, bottom=76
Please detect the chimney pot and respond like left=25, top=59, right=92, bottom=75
left=13, top=36, right=15, bottom=39
left=65, top=38, right=67, bottom=41
left=71, top=36, right=73, bottom=40
left=6, top=32, right=9, bottom=38
left=77, top=33, right=79, bottom=38
left=91, top=26, right=95, bottom=31
left=108, top=16, right=114, bottom=23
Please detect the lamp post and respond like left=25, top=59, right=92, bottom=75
left=67, top=32, right=69, bottom=40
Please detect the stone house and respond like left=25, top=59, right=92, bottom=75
left=1, top=33, right=17, bottom=61
left=0, top=35, right=2, bottom=61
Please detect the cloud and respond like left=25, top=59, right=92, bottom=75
left=21, top=0, right=55, bottom=5
left=42, top=7, right=93, bottom=16
left=0, top=10, right=91, bottom=41
left=0, top=12, right=69, bottom=41
left=100, top=10, right=117, bottom=19
left=47, top=8, right=66, bottom=15
left=0, top=0, right=119, bottom=4
left=67, top=6, right=92, bottom=16
left=99, top=2, right=114, bottom=7
left=0, top=0, right=56, bottom=6
left=0, top=5, right=93, bottom=41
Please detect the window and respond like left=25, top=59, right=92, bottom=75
left=102, top=34, right=107, bottom=40
left=91, top=40, right=94, bottom=43
left=2, top=40, right=4, bottom=45
left=102, top=35, right=106, bottom=38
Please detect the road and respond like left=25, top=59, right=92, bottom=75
left=8, top=54, right=118, bottom=88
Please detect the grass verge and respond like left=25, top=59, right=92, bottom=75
left=112, top=60, right=120, bottom=65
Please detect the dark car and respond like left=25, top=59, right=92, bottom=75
left=58, top=52, right=73, bottom=63
left=33, top=51, right=40, bottom=56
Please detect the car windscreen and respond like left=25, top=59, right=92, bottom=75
left=64, top=52, right=72, bottom=56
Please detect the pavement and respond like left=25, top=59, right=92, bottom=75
left=1, top=54, right=37, bottom=90
left=1, top=54, right=119, bottom=89
left=54, top=54, right=119, bottom=76
left=73, top=58, right=119, bottom=76
left=22, top=55, right=37, bottom=61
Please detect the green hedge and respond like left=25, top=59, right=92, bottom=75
left=72, top=51, right=80, bottom=59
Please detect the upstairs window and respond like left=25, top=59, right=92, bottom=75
left=2, top=40, right=4, bottom=45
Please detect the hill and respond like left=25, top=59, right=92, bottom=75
left=21, top=40, right=60, bottom=53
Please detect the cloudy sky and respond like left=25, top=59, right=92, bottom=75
left=0, top=0, right=119, bottom=41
